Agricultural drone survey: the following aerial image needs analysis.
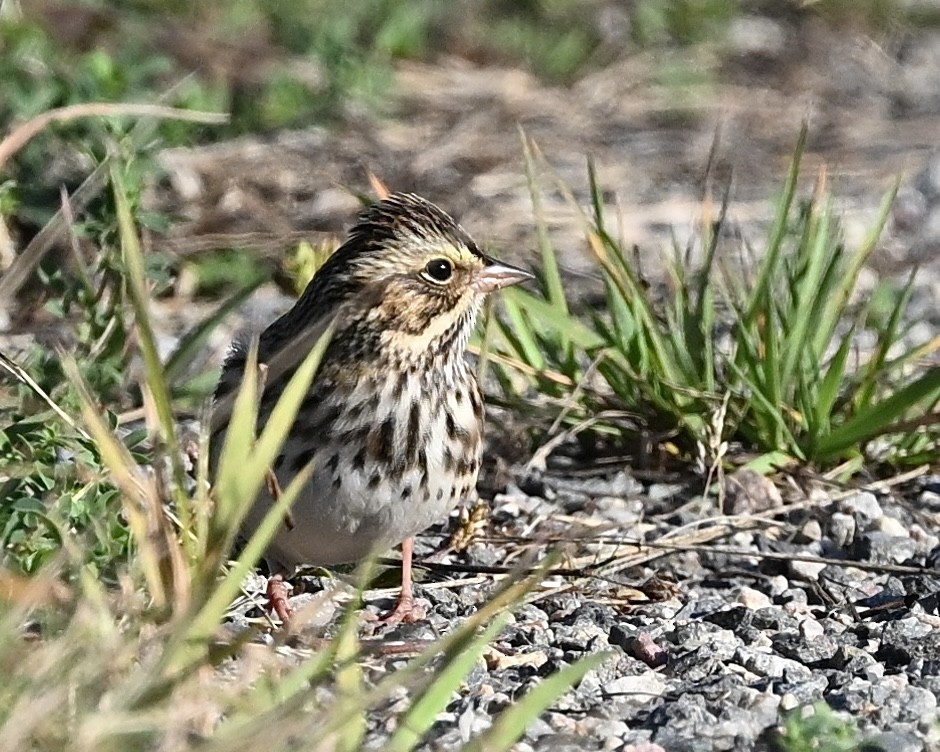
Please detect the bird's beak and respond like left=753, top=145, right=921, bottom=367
left=471, top=257, right=534, bottom=294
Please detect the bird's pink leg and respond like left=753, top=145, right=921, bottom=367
left=379, top=537, right=427, bottom=624
left=266, top=573, right=293, bottom=623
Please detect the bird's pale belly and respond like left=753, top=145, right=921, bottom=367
left=247, top=453, right=470, bottom=570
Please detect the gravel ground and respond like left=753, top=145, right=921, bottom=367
left=222, top=455, right=940, bottom=751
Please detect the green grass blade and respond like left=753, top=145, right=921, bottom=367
left=476, top=296, right=497, bottom=385
left=743, top=122, right=807, bottom=327
left=159, top=326, right=331, bottom=674
left=726, top=356, right=803, bottom=458
left=241, top=324, right=333, bottom=503
left=304, top=558, right=562, bottom=747
left=777, top=196, right=831, bottom=393
left=694, top=179, right=729, bottom=318
left=810, top=322, right=856, bottom=442
left=462, top=652, right=610, bottom=752
left=61, top=356, right=174, bottom=609
left=813, top=179, right=899, bottom=358
left=855, top=270, right=916, bottom=411
left=388, top=615, right=511, bottom=752
left=207, top=560, right=560, bottom=752
left=111, top=162, right=191, bottom=546
left=500, top=291, right=547, bottom=370
left=207, top=570, right=376, bottom=743
left=814, top=367, right=940, bottom=459
left=212, top=342, right=260, bottom=521
left=590, top=229, right=685, bottom=386
left=505, top=288, right=606, bottom=349
left=587, top=157, right=605, bottom=227
left=685, top=198, right=722, bottom=391
left=163, top=280, right=264, bottom=385
left=334, top=576, right=366, bottom=752
left=111, top=163, right=175, bottom=439
left=520, top=129, right=567, bottom=313
left=761, top=310, right=783, bottom=446
left=804, top=243, right=846, bottom=361
left=738, top=450, right=798, bottom=476
left=160, top=460, right=315, bottom=681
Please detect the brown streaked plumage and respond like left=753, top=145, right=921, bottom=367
left=211, top=193, right=532, bottom=623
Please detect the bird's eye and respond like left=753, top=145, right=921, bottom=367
left=422, top=258, right=453, bottom=283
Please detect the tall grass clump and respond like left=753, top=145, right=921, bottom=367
left=486, top=125, right=939, bottom=474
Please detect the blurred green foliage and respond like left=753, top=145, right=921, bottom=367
left=5, top=0, right=939, bottom=230
left=0, top=0, right=607, bottom=234
left=776, top=703, right=863, bottom=752
left=631, top=0, right=741, bottom=47
left=0, top=0, right=604, bottom=142
left=0, top=413, right=132, bottom=576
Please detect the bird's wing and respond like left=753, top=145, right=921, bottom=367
left=209, top=311, right=338, bottom=435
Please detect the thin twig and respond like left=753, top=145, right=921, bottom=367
left=0, top=163, right=109, bottom=310
left=0, top=103, right=227, bottom=171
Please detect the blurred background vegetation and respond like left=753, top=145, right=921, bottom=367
left=5, top=0, right=940, bottom=320
left=6, top=0, right=938, bottom=124
left=6, top=0, right=938, bottom=133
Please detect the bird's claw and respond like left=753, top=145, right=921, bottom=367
left=379, top=592, right=428, bottom=625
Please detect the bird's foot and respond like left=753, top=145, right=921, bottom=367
left=363, top=591, right=428, bottom=627
left=266, top=574, right=293, bottom=623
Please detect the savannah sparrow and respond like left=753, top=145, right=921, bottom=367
left=212, top=193, right=532, bottom=623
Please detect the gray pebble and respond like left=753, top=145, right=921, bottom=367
left=857, top=532, right=918, bottom=564
left=863, top=730, right=925, bottom=752
left=841, top=492, right=884, bottom=525
left=829, top=512, right=858, bottom=546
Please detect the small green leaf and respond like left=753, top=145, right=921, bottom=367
left=810, top=323, right=856, bottom=442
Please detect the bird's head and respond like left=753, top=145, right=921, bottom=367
left=298, top=193, right=532, bottom=357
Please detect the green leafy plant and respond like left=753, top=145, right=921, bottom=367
left=630, top=0, right=741, bottom=47
left=775, top=703, right=862, bottom=752
left=1, top=113, right=233, bottom=575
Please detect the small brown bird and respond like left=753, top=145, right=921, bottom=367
left=212, top=193, right=532, bottom=623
